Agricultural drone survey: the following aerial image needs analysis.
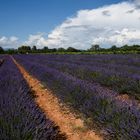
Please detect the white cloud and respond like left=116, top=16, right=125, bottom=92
left=45, top=1, right=140, bottom=49
left=0, top=36, right=18, bottom=48
left=92, top=28, right=140, bottom=46
left=1, top=1, right=140, bottom=49
left=23, top=33, right=48, bottom=47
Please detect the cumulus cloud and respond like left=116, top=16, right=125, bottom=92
left=92, top=28, right=140, bottom=46
left=45, top=1, right=140, bottom=49
left=0, top=36, right=18, bottom=48
left=23, top=33, right=48, bottom=47
left=102, top=10, right=111, bottom=16
left=1, top=0, right=140, bottom=49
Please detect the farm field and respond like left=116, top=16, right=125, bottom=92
left=0, top=55, right=66, bottom=140
left=0, top=54, right=140, bottom=140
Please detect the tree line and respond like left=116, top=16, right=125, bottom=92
left=0, top=44, right=140, bottom=54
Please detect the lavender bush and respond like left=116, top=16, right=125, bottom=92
left=16, top=54, right=140, bottom=100
left=0, top=56, right=66, bottom=140
left=14, top=54, right=140, bottom=140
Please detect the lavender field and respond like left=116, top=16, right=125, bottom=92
left=13, top=54, right=140, bottom=140
left=1, top=0, right=140, bottom=139
left=0, top=55, right=65, bottom=140
left=0, top=54, right=140, bottom=140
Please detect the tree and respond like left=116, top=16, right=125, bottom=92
left=6, top=49, right=17, bottom=54
left=110, top=45, right=117, bottom=51
left=18, top=46, right=31, bottom=53
left=32, top=46, right=37, bottom=51
left=0, top=47, right=4, bottom=54
left=121, top=44, right=129, bottom=51
left=43, top=46, right=49, bottom=50
left=67, top=47, right=78, bottom=52
left=89, top=44, right=100, bottom=51
left=42, top=46, right=49, bottom=53
left=50, top=48, right=57, bottom=52
left=57, top=47, right=66, bottom=52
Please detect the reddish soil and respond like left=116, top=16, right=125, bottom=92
left=116, top=94, right=130, bottom=101
left=12, top=57, right=103, bottom=140
left=116, top=93, right=140, bottom=107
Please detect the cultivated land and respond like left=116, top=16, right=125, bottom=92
left=0, top=54, right=140, bottom=140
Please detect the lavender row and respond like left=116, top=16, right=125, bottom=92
left=41, top=59, right=140, bottom=99
left=14, top=55, right=140, bottom=140
left=35, top=54, right=140, bottom=72
left=31, top=54, right=140, bottom=67
left=42, top=57, right=140, bottom=76
left=20, top=54, right=140, bottom=81
left=20, top=54, right=140, bottom=76
left=17, top=54, right=140, bottom=82
left=0, top=56, right=65, bottom=140
left=18, top=54, right=140, bottom=99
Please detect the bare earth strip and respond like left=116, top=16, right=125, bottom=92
left=11, top=56, right=103, bottom=140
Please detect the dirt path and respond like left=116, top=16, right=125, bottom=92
left=11, top=56, right=103, bottom=140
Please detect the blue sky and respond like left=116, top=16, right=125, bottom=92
left=0, top=0, right=140, bottom=49
left=0, top=0, right=123, bottom=38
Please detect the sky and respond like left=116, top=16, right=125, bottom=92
left=0, top=0, right=140, bottom=49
